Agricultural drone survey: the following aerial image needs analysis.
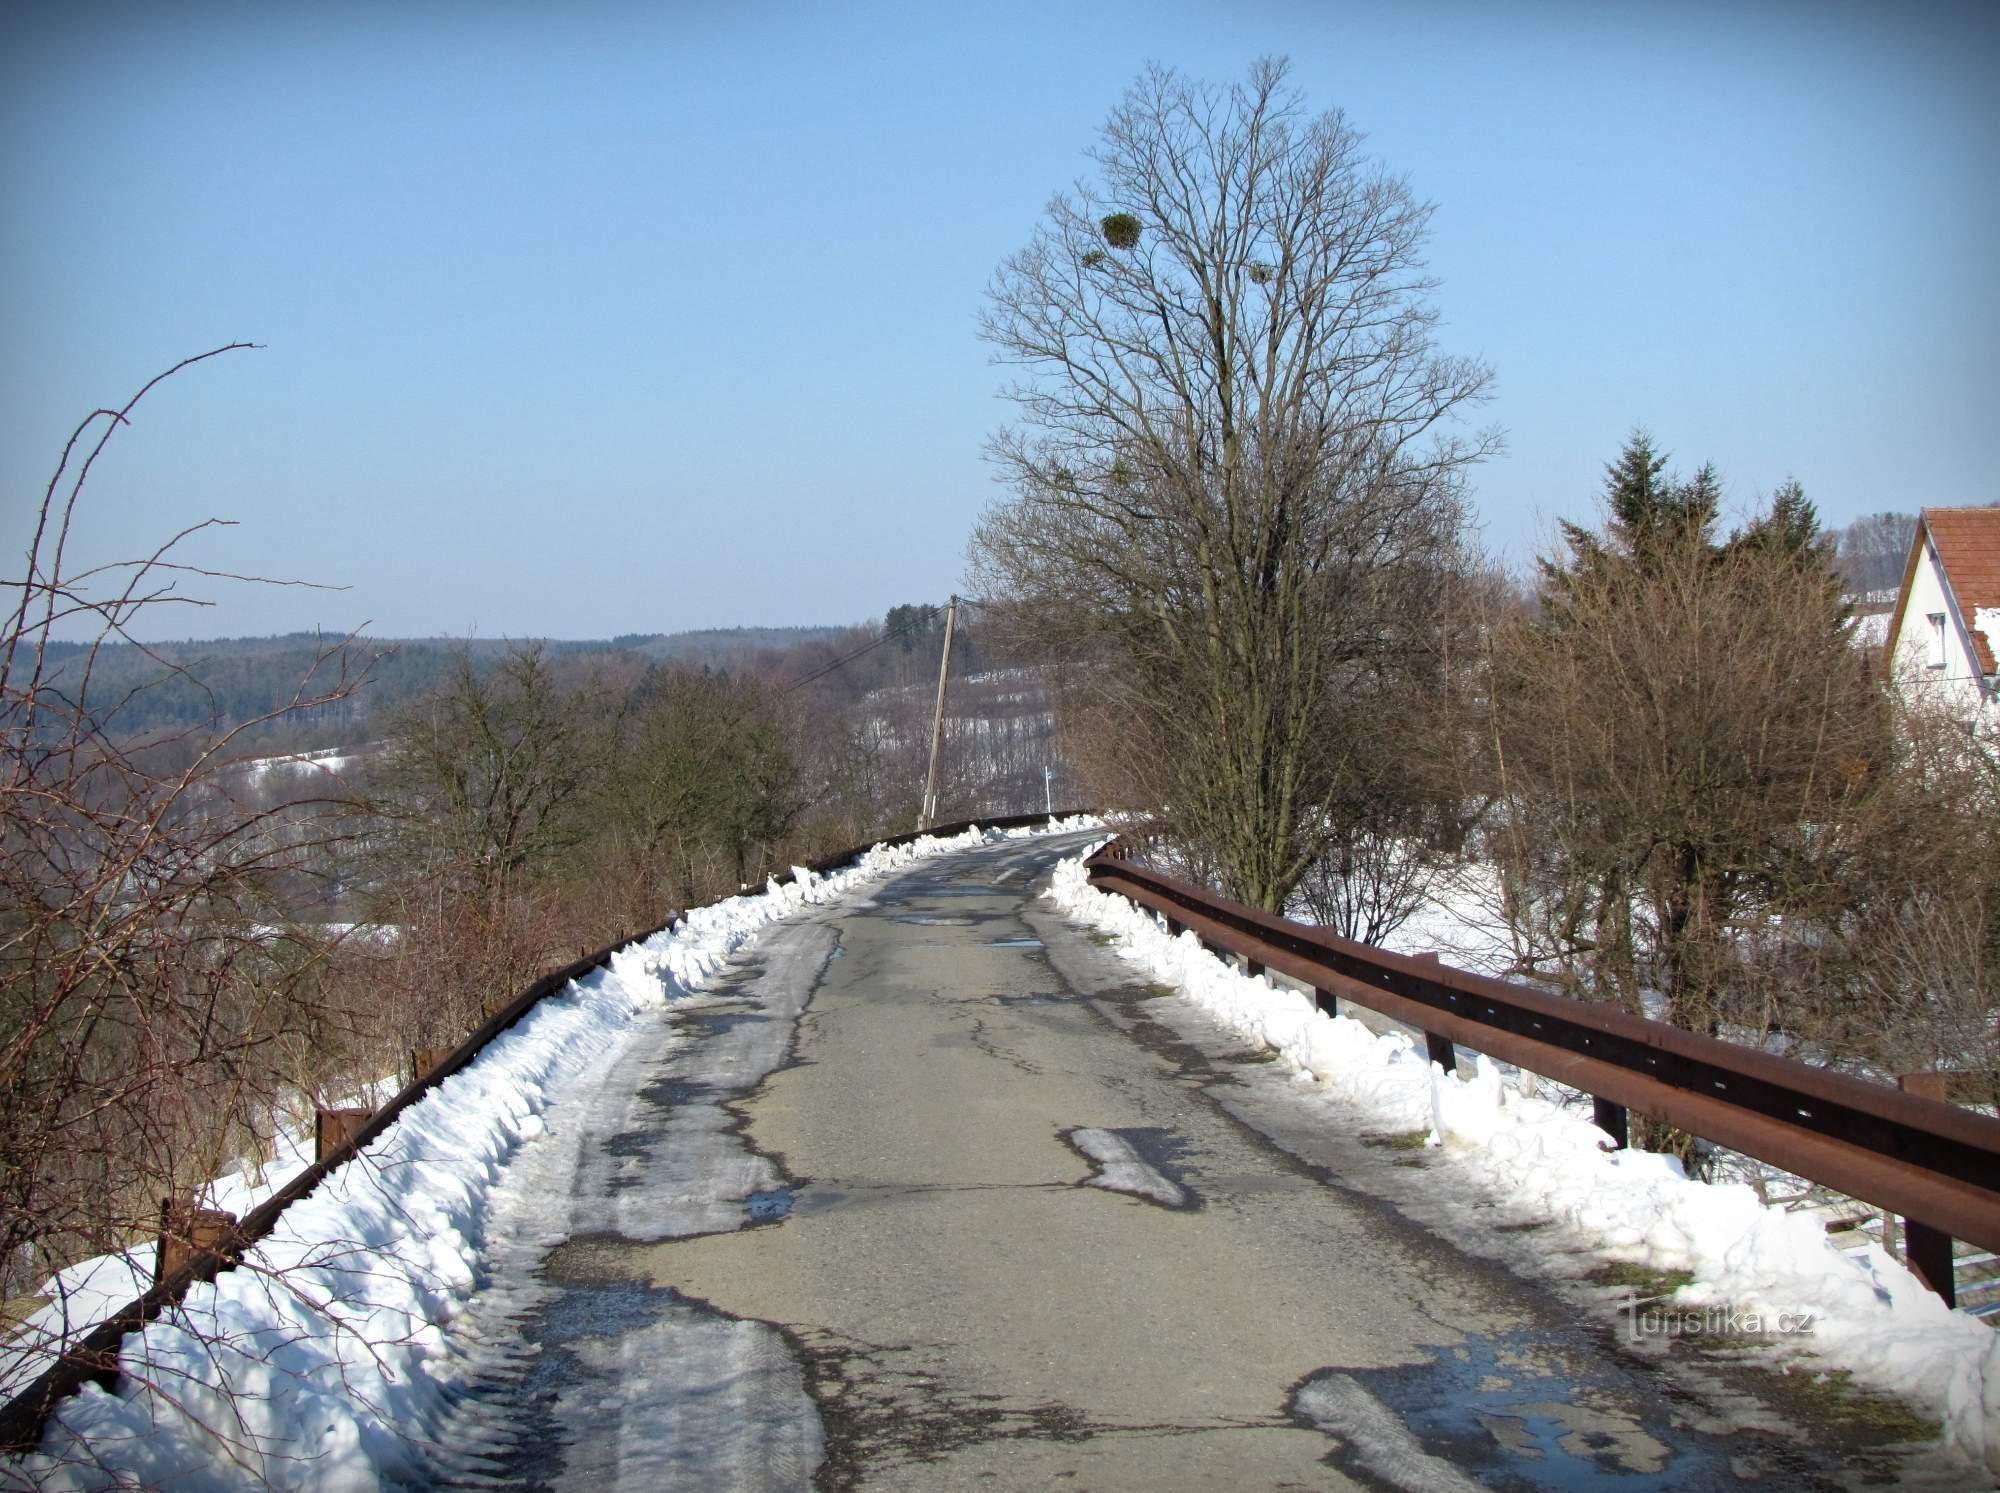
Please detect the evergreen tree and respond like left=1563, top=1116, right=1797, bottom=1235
left=1599, top=429, right=1673, bottom=537
left=885, top=603, right=939, bottom=654
left=1731, top=478, right=1819, bottom=557
left=1559, top=431, right=1724, bottom=570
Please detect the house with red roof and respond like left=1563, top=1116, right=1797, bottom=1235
left=1885, top=507, right=2000, bottom=734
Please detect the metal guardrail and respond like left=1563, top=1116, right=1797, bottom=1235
left=1084, top=840, right=2000, bottom=1309
left=0, top=811, right=1084, bottom=1455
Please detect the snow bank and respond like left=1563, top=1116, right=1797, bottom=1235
left=1, top=1091, right=400, bottom=1405
left=1049, top=849, right=2000, bottom=1471
left=3, top=818, right=1094, bottom=1491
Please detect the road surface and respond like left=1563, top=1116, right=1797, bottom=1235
left=423, top=832, right=1939, bottom=1490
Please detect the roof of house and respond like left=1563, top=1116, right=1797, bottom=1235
left=1887, top=506, right=2000, bottom=676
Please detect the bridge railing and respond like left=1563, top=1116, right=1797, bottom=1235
left=1084, top=839, right=2000, bottom=1307
left=0, top=811, right=1083, bottom=1455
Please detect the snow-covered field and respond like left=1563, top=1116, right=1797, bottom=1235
left=0, top=818, right=1096, bottom=1491
left=1049, top=850, right=2000, bottom=1474
left=236, top=747, right=359, bottom=784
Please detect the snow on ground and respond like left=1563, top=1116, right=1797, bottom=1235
left=1065, top=1128, right=1189, bottom=1209
left=239, top=747, right=356, bottom=783
left=0, top=1078, right=402, bottom=1404
left=1365, top=860, right=1521, bottom=975
left=1049, top=849, right=2000, bottom=1474
left=1847, top=609, right=1893, bottom=651
left=0, top=817, right=1096, bottom=1492
left=1979, top=609, right=2000, bottom=686
left=1291, top=1372, right=1485, bottom=1492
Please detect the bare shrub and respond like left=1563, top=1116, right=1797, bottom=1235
left=0, top=348, right=370, bottom=1301
left=1483, top=443, right=1886, bottom=1154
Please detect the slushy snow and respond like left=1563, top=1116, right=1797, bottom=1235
left=1048, top=847, right=2000, bottom=1473
left=1067, top=1128, right=1189, bottom=1209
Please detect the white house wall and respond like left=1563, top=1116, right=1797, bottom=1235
left=1891, top=532, right=1995, bottom=726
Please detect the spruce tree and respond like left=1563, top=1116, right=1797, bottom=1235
left=1602, top=429, right=1672, bottom=535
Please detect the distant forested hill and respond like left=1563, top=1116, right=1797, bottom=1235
left=43, top=626, right=847, bottom=746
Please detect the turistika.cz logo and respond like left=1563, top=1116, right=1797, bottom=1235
left=1620, top=1296, right=1817, bottom=1343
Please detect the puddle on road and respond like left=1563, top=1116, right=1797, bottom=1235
left=893, top=914, right=977, bottom=926
left=1300, top=1331, right=1742, bottom=1491
left=989, top=936, right=1043, bottom=949
left=747, top=1186, right=794, bottom=1223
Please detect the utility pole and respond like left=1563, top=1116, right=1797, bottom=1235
left=919, top=595, right=959, bottom=830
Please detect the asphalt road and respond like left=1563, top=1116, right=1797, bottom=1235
left=426, top=832, right=1948, bottom=1491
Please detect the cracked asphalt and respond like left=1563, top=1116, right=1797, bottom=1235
left=437, top=832, right=1938, bottom=1491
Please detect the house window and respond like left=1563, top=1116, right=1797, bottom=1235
left=1928, top=613, right=1947, bottom=669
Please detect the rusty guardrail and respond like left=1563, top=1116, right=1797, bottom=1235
left=1084, top=840, right=2000, bottom=1308
left=0, top=810, right=1086, bottom=1455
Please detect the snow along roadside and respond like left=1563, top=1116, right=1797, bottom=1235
left=1048, top=848, right=2000, bottom=1475
left=0, top=1063, right=418, bottom=1408
left=2, top=817, right=1097, bottom=1492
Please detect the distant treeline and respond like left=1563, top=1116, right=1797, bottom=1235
left=41, top=626, right=850, bottom=745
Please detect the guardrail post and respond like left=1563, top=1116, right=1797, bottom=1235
left=154, top=1200, right=238, bottom=1286
left=1314, top=987, right=1336, bottom=1018
left=314, top=1106, right=373, bottom=1162
left=411, top=1047, right=447, bottom=1085
left=1245, top=959, right=1264, bottom=980
left=1903, top=1221, right=1956, bottom=1307
left=1898, top=1073, right=1957, bottom=1306
left=1424, top=1031, right=1457, bottom=1075
left=1409, top=955, right=1456, bottom=1073
left=1591, top=1097, right=1629, bottom=1150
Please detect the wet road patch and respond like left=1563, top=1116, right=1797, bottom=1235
left=747, top=1186, right=795, bottom=1223
left=485, top=1272, right=822, bottom=1490
left=674, top=1008, right=771, bottom=1038
left=1295, top=1331, right=1746, bottom=1491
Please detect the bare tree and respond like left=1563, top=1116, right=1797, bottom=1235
left=363, top=645, right=601, bottom=1047
left=1821, top=674, right=1999, bottom=1099
left=617, top=666, right=806, bottom=899
left=1832, top=510, right=1917, bottom=596
left=972, top=59, right=1496, bottom=910
left=372, top=645, right=594, bottom=903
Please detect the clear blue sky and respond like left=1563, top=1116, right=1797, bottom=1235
left=4, top=0, right=1994, bottom=640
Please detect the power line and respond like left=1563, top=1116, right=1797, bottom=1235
left=775, top=610, right=943, bottom=697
